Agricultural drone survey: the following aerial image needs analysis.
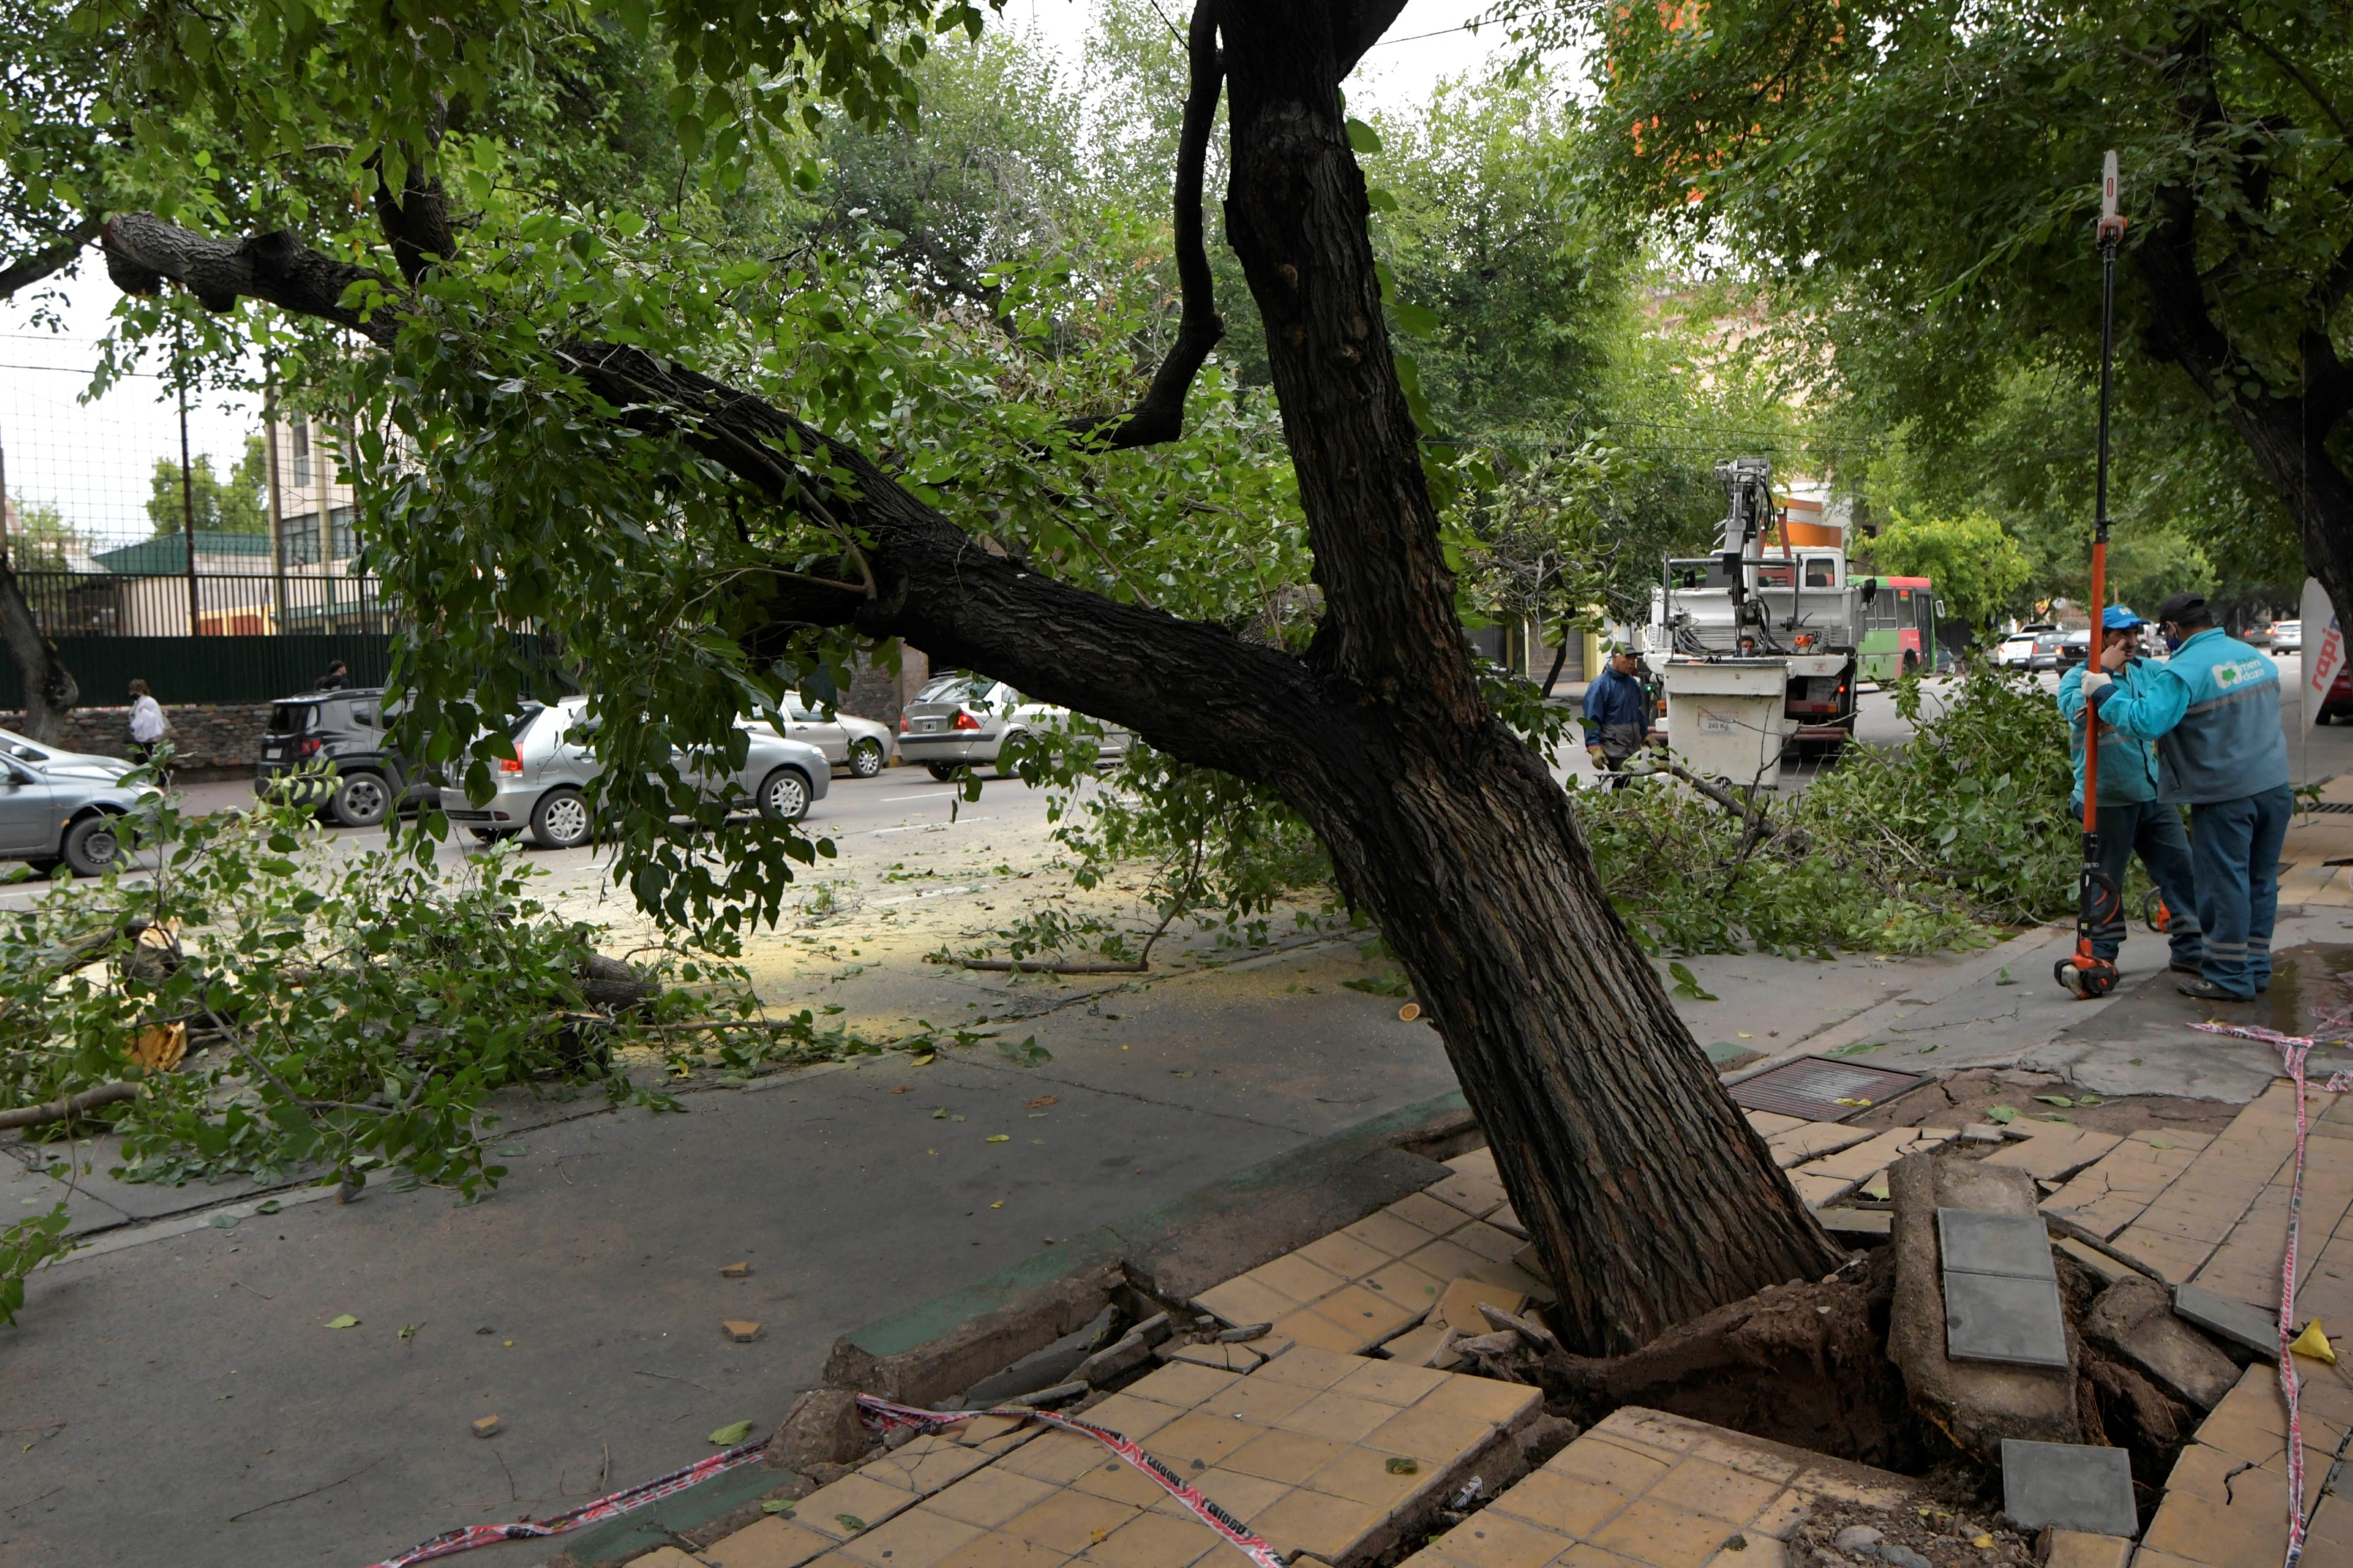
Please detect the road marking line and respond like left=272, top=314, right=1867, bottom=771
left=872, top=816, right=996, bottom=835
left=871, top=883, right=986, bottom=907
left=884, top=791, right=953, bottom=801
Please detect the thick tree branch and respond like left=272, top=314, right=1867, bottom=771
left=369, top=159, right=461, bottom=287
left=101, top=214, right=392, bottom=341
left=1063, top=3, right=1227, bottom=450
left=1329, top=0, right=1409, bottom=76
left=0, top=216, right=104, bottom=300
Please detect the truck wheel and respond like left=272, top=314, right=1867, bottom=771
left=530, top=788, right=593, bottom=849
left=849, top=738, right=886, bottom=778
left=330, top=771, right=391, bottom=828
left=758, top=766, right=812, bottom=823
left=61, top=814, right=125, bottom=877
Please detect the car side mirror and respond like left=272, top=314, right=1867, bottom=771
left=1860, top=580, right=1879, bottom=605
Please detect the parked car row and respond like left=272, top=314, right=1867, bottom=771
left=896, top=674, right=1133, bottom=780
left=0, top=727, right=155, bottom=876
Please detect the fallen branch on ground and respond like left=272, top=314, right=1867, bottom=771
left=951, top=958, right=1149, bottom=975
left=0, top=1081, right=138, bottom=1130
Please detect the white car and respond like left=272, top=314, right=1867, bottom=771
left=744, top=700, right=894, bottom=778
left=895, top=675, right=1133, bottom=781
left=1996, top=631, right=2043, bottom=667
left=2271, top=620, right=2303, bottom=655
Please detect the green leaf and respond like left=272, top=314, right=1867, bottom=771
left=709, top=1420, right=756, bottom=1445
left=1345, top=118, right=1383, bottom=154
left=985, top=1134, right=1010, bottom=1143
left=1667, top=962, right=1718, bottom=1001
left=2032, top=1095, right=2074, bottom=1107
left=1986, top=1106, right=2018, bottom=1124
left=325, top=1314, right=361, bottom=1329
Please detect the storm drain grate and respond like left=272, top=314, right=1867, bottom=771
left=1729, top=1055, right=1926, bottom=1123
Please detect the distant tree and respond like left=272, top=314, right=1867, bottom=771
left=145, top=433, right=269, bottom=536
left=3, top=495, right=82, bottom=570
left=1859, top=512, right=2032, bottom=632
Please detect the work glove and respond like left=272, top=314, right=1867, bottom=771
left=2082, top=671, right=2113, bottom=701
left=2086, top=676, right=2117, bottom=713
left=1586, top=746, right=1609, bottom=769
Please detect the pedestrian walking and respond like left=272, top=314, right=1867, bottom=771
left=1581, top=645, right=1650, bottom=786
left=315, top=658, right=350, bottom=691
left=2090, top=591, right=2293, bottom=1000
left=2056, top=605, right=2203, bottom=976
left=125, top=679, right=169, bottom=785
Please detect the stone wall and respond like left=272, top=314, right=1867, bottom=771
left=0, top=704, right=271, bottom=778
left=844, top=646, right=931, bottom=735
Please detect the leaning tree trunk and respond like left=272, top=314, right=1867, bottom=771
left=0, top=553, right=76, bottom=743
left=1198, top=10, right=1840, bottom=1353
left=91, top=0, right=1842, bottom=1355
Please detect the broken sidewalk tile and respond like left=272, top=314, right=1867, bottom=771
left=1433, top=1277, right=1525, bottom=1335
left=1944, top=1272, right=2071, bottom=1369
left=2173, top=1282, right=2281, bottom=1360
left=1998, top=1439, right=2138, bottom=1538
left=725, top=1320, right=765, bottom=1343
left=1813, top=1208, right=1893, bottom=1241
left=472, top=1415, right=502, bottom=1438
left=1938, top=1209, right=2059, bottom=1281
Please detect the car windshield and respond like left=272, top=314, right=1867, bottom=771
left=508, top=705, right=548, bottom=740
left=0, top=728, right=50, bottom=762
left=266, top=703, right=316, bottom=736
left=917, top=676, right=992, bottom=704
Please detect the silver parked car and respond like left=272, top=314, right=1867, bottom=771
left=437, top=697, right=832, bottom=849
left=895, top=674, right=1132, bottom=781
left=747, top=699, right=895, bottom=778
left=0, top=727, right=156, bottom=876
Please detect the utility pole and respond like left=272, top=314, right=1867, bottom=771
left=175, top=319, right=201, bottom=636
left=264, top=367, right=288, bottom=631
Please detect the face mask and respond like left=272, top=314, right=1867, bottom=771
left=2161, top=625, right=2185, bottom=653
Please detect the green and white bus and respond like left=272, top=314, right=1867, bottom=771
left=1853, top=576, right=1940, bottom=681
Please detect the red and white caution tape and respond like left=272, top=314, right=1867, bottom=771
left=856, top=1394, right=1287, bottom=1568
left=360, top=1429, right=772, bottom=1568
left=2191, top=1019, right=2353, bottom=1568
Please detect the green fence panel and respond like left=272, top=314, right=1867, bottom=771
left=0, top=636, right=394, bottom=707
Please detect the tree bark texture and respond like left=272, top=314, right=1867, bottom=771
left=0, top=535, right=79, bottom=746
left=97, top=1, right=1840, bottom=1353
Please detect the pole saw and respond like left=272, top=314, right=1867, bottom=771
left=2058, top=152, right=2129, bottom=1000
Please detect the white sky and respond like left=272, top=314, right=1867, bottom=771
left=0, top=3, right=1506, bottom=555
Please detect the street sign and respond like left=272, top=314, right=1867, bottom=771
left=2302, top=577, right=2343, bottom=729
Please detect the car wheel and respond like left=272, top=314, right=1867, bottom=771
left=848, top=738, right=885, bottom=778
left=758, top=766, right=812, bottom=823
left=530, top=788, right=593, bottom=849
left=470, top=828, right=522, bottom=844
left=61, top=814, right=124, bottom=877
left=925, top=763, right=959, bottom=782
left=992, top=730, right=1027, bottom=780
left=23, top=857, right=59, bottom=878
left=330, top=771, right=391, bottom=828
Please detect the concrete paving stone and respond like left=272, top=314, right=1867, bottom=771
left=1308, top=1444, right=1436, bottom=1509
left=1364, top=1405, right=1504, bottom=1468
left=1160, top=1341, right=1274, bottom=1374
left=1587, top=1409, right=1707, bottom=1459
left=1998, top=1440, right=2137, bottom=1537
left=1004, top=1430, right=1125, bottom=1488
left=2110, top=1227, right=2217, bottom=1284
left=1193, top=1276, right=1298, bottom=1331
left=1070, top=1457, right=1178, bottom=1510
left=1944, top=1271, right=2071, bottom=1367
left=2303, top=1490, right=2353, bottom=1562
left=1247, top=1251, right=1351, bottom=1307
left=1938, top=1209, right=2059, bottom=1280
left=1308, top=1283, right=1420, bottom=1340
left=936, top=1529, right=1074, bottom=1568
left=873, top=1438, right=1000, bottom=1495
left=1334, top=1357, right=1450, bottom=1407
left=1274, top=1388, right=1399, bottom=1445
left=1171, top=1467, right=1290, bottom=1520
left=1081, top=1395, right=1189, bottom=1441
left=1425, top=1172, right=1505, bottom=1219
left=2173, top=1282, right=2281, bottom=1357
left=930, top=1469, right=1068, bottom=1530
left=1801, top=1128, right=1949, bottom=1185
left=1422, top=1507, right=1577, bottom=1568
left=1446, top=1148, right=1499, bottom=1180
left=1252, top=1486, right=1385, bottom=1559
left=1140, top=1411, right=1266, bottom=1472
left=2038, top=1529, right=2131, bottom=1568
left=840, top=1506, right=991, bottom=1568
left=2040, top=1132, right=2206, bottom=1241
left=705, top=1517, right=841, bottom=1568
left=1744, top=1489, right=1813, bottom=1538
left=2157, top=1441, right=2246, bottom=1506
left=1387, top=1192, right=1475, bottom=1239
left=1984, top=1128, right=2123, bottom=1183
left=1489, top=1202, right=1528, bottom=1239
left=1786, top=1170, right=1857, bottom=1207
left=1549, top=1437, right=1675, bottom=1497
left=1077, top=1510, right=1216, bottom=1568
left=1379, top=1323, right=1455, bottom=1369
left=957, top=1415, right=1032, bottom=1447
left=1450, top=1221, right=1527, bottom=1266
left=1643, top=1458, right=1787, bottom=1527
left=634, top=1551, right=712, bottom=1568
left=1589, top=1495, right=1745, bottom=1568
left=1254, top=1346, right=1364, bottom=1391
left=1436, top=1276, right=1529, bottom=1334
left=1003, top=1487, right=1145, bottom=1554
left=1222, top=1427, right=1351, bottom=1485
left=1198, top=1375, right=1320, bottom=1427
left=1742, top=1111, right=1807, bottom=1138
left=1417, top=1375, right=1540, bottom=1429
left=1403, top=1235, right=1489, bottom=1284
left=1367, top=1257, right=1450, bottom=1312
left=1341, top=1210, right=1437, bottom=1260
left=802, top=1473, right=929, bottom=1539
left=1487, top=1470, right=1632, bottom=1538
left=1129, top=1363, right=1243, bottom=1406
left=1296, top=1229, right=1397, bottom=1281
left=1273, top=1306, right=1369, bottom=1353
left=2139, top=1464, right=2289, bottom=1565
left=1763, top=1121, right=1878, bottom=1169
left=1461, top=1256, right=1552, bottom=1304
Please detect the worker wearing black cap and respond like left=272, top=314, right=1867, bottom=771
left=2087, top=591, right=2293, bottom=1000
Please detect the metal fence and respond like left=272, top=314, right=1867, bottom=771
left=0, top=634, right=396, bottom=708
left=12, top=571, right=393, bottom=638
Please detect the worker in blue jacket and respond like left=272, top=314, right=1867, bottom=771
left=2088, top=591, right=2293, bottom=1000
left=2056, top=605, right=2202, bottom=976
left=1581, top=645, right=1651, bottom=785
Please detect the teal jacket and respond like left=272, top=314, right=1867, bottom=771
left=2093, top=627, right=2291, bottom=805
left=2057, top=661, right=2162, bottom=807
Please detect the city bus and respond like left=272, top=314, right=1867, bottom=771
left=1853, top=576, right=1940, bottom=680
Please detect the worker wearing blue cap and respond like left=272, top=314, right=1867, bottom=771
left=2058, top=606, right=2203, bottom=977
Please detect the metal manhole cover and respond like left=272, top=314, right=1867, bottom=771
left=1730, top=1055, right=1925, bottom=1122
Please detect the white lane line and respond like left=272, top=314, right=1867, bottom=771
left=871, top=816, right=996, bottom=835
left=884, top=792, right=954, bottom=801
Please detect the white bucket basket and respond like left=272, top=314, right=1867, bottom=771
left=1660, top=659, right=1800, bottom=789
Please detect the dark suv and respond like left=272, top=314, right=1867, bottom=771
left=254, top=689, right=430, bottom=827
